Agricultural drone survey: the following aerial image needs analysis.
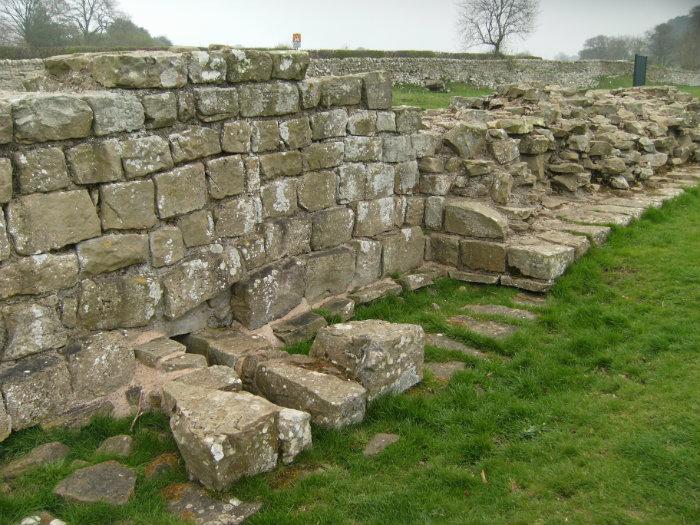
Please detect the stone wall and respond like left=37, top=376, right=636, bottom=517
left=0, top=59, right=45, bottom=91
left=308, top=57, right=700, bottom=88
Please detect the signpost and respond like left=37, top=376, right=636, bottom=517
left=633, top=54, right=648, bottom=87
left=292, top=33, right=302, bottom=50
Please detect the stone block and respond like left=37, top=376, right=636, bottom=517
left=310, top=109, right=348, bottom=140
left=255, top=360, right=366, bottom=429
left=66, top=140, right=123, bottom=184
left=394, top=160, right=420, bottom=194
left=262, top=216, right=311, bottom=261
left=347, top=110, right=377, bottom=136
left=424, top=196, right=446, bottom=230
left=444, top=123, right=487, bottom=158
left=142, top=92, right=177, bottom=129
left=394, top=106, right=422, bottom=134
left=221, top=120, right=251, bottom=153
left=305, top=246, right=356, bottom=302
left=63, top=331, right=135, bottom=399
left=154, top=163, right=207, bottom=219
left=1, top=302, right=66, bottom=361
left=81, top=92, right=145, bottom=136
left=337, top=163, right=366, bottom=204
left=349, top=238, right=382, bottom=289
left=344, top=136, right=382, bottom=162
left=277, top=408, right=312, bottom=465
left=83, top=51, right=187, bottom=88
left=261, top=178, right=298, bottom=218
left=13, top=94, right=93, bottom=143
left=0, top=99, right=11, bottom=144
left=0, top=353, right=72, bottom=430
left=0, top=158, right=12, bottom=203
left=279, top=116, right=312, bottom=149
left=77, top=234, right=149, bottom=274
left=100, top=179, right=157, bottom=230
left=366, top=163, right=395, bottom=199
left=297, top=171, right=336, bottom=211
left=310, top=320, right=424, bottom=401
left=405, top=196, right=425, bottom=226
left=135, top=337, right=186, bottom=367
left=54, top=460, right=136, bottom=505
left=194, top=87, right=239, bottom=122
left=158, top=353, right=208, bottom=372
left=362, top=71, right=393, bottom=110
left=178, top=91, right=196, bottom=121
left=150, top=227, right=185, bottom=268
left=77, top=275, right=161, bottom=329
left=119, top=135, right=174, bottom=178
left=460, top=239, right=507, bottom=273
left=0, top=215, right=8, bottom=262
left=320, top=297, right=355, bottom=321
left=507, top=242, right=575, bottom=280
left=238, top=234, right=267, bottom=268
left=376, top=111, right=396, bottom=132
left=302, top=141, right=344, bottom=171
left=161, top=245, right=243, bottom=319
left=443, top=199, right=508, bottom=240
left=8, top=190, right=101, bottom=255
left=298, top=78, right=321, bottom=109
left=239, top=82, right=299, bottom=117
left=270, top=50, right=309, bottom=80
left=429, top=234, right=460, bottom=267
left=232, top=258, right=306, bottom=329
left=0, top=253, right=79, bottom=300
left=380, top=226, right=425, bottom=275
left=420, top=173, right=454, bottom=195
left=214, top=195, right=261, bottom=237
left=311, top=207, right=354, bottom=250
left=178, top=210, right=214, bottom=248
left=224, top=48, right=272, bottom=82
left=15, top=147, right=70, bottom=194
left=170, top=389, right=279, bottom=491
left=169, top=127, right=222, bottom=164
left=206, top=155, right=246, bottom=199
left=187, top=50, right=227, bottom=84
left=353, top=197, right=396, bottom=237
left=272, top=311, right=328, bottom=345
left=382, top=135, right=415, bottom=162
left=349, top=278, right=402, bottom=304
left=259, top=151, right=303, bottom=180
left=251, top=120, right=280, bottom=152
left=319, top=75, right=363, bottom=107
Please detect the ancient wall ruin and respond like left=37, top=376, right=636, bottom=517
left=0, top=48, right=698, bottom=448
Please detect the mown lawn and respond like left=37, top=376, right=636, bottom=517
left=2, top=185, right=699, bottom=525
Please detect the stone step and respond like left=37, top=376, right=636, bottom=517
left=531, top=218, right=610, bottom=246
left=162, top=365, right=243, bottom=413
left=556, top=207, right=633, bottom=227
left=165, top=482, right=261, bottom=525
left=425, top=333, right=488, bottom=360
left=507, top=240, right=575, bottom=281
left=464, top=304, right=537, bottom=321
left=157, top=353, right=208, bottom=372
left=588, top=204, right=644, bottom=219
left=348, top=278, right=402, bottom=304
left=448, top=269, right=500, bottom=285
left=425, top=361, right=467, bottom=382
left=317, top=297, right=355, bottom=321
left=448, top=315, right=520, bottom=340
left=134, top=337, right=186, bottom=368
left=512, top=292, right=546, bottom=306
left=500, top=275, right=554, bottom=293
left=272, top=311, right=328, bottom=345
left=533, top=230, right=590, bottom=259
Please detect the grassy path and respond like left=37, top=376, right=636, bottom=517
left=1, top=187, right=699, bottom=524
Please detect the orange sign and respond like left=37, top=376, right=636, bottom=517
left=292, top=33, right=302, bottom=49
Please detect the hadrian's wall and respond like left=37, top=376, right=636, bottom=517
left=308, top=57, right=700, bottom=88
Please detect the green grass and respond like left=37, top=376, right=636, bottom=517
left=2, top=187, right=700, bottom=524
left=393, top=83, right=492, bottom=110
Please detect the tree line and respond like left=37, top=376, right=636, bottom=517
left=0, top=0, right=171, bottom=49
left=578, top=6, right=699, bottom=69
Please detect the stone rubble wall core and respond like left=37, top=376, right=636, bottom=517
left=0, top=47, right=697, bottom=446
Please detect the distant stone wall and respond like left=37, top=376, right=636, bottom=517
left=0, top=59, right=45, bottom=90
left=308, top=57, right=700, bottom=88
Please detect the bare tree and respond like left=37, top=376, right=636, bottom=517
left=0, top=0, right=44, bottom=43
left=457, top=0, right=539, bottom=55
left=64, top=0, right=118, bottom=40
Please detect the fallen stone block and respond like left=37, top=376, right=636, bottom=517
left=500, top=274, right=554, bottom=293
left=54, top=461, right=136, bottom=505
left=363, top=433, right=400, bottom=457
left=398, top=272, right=434, bottom=292
left=465, top=304, right=537, bottom=321
left=278, top=407, right=312, bottom=465
left=0, top=442, right=70, bottom=479
left=444, top=199, right=508, bottom=240
left=507, top=242, right=575, bottom=280
left=310, top=320, right=425, bottom=401
left=164, top=482, right=262, bottom=525
left=349, top=279, right=402, bottom=305
left=318, top=297, right=355, bottom=321
left=272, top=311, right=328, bottom=345
left=448, top=315, right=520, bottom=340
left=448, top=269, right=500, bottom=285
left=135, top=337, right=186, bottom=367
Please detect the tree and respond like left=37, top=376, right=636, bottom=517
left=457, top=0, right=539, bottom=55
left=579, top=35, right=645, bottom=61
left=64, top=0, right=118, bottom=42
left=100, top=17, right=168, bottom=47
left=0, top=0, right=60, bottom=44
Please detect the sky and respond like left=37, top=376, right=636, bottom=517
left=117, top=0, right=699, bottom=59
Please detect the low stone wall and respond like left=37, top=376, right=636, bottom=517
left=0, top=59, right=45, bottom=91
left=308, top=57, right=700, bottom=88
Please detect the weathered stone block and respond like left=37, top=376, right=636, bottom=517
left=489, top=139, right=520, bottom=164
left=53, top=460, right=136, bottom=504
left=120, top=135, right=174, bottom=178
left=380, top=227, right=425, bottom=275
left=261, top=178, right=298, bottom=218
left=297, top=171, right=336, bottom=211
left=100, top=179, right=157, bottom=230
left=161, top=245, right=243, bottom=319
left=66, top=140, right=123, bottom=184
left=13, top=94, right=93, bottom=143
left=279, top=116, right=312, bottom=149
left=507, top=242, right=575, bottom=280
left=345, top=136, right=382, bottom=162
left=142, top=92, right=177, bottom=129
left=311, top=109, right=348, bottom=140
left=256, top=360, right=367, bottom=429
left=305, top=246, right=356, bottom=302
left=362, top=71, right=393, bottom=110
left=169, top=127, right=221, bottom=164
left=278, top=407, right=312, bottom=465
left=0, top=99, right=11, bottom=145
left=302, top=141, right=344, bottom=171
left=444, top=199, right=508, bottom=240
left=0, top=158, right=12, bottom=203
left=8, top=190, right=101, bottom=255
left=221, top=120, right=252, bottom=153
left=178, top=210, right=214, bottom=248
left=382, top=135, right=415, bottom=162
left=0, top=353, right=72, bottom=430
left=232, top=258, right=306, bottom=329
left=214, top=195, right=261, bottom=237
left=154, top=163, right=207, bottom=219
left=272, top=311, right=328, bottom=345
left=1, top=302, right=66, bottom=361
left=460, top=239, right=506, bottom=273
left=405, top=196, right=425, bottom=226
left=347, top=110, right=377, bottom=136
left=194, top=87, right=239, bottom=122
left=77, top=275, right=161, bottom=329
left=150, top=227, right=185, bottom=268
left=319, top=75, right=363, bottom=107
left=251, top=120, right=280, bottom=152
left=77, top=234, right=149, bottom=274
left=270, top=50, right=309, bottom=80
left=298, top=78, right=321, bottom=109
left=15, top=147, right=69, bottom=194
left=82, top=92, right=145, bottom=136
left=429, top=234, right=459, bottom=266
left=376, top=111, right=396, bottom=132
left=206, top=155, right=246, bottom=199
left=224, top=49, right=273, bottom=82
left=63, top=331, right=135, bottom=399
left=349, top=238, right=382, bottom=289
left=262, top=216, right=311, bottom=261
left=444, top=123, right=487, bottom=158
left=135, top=337, right=185, bottom=367
left=84, top=51, right=187, bottom=88
left=394, top=106, right=422, bottom=134
left=0, top=253, right=79, bottom=300
left=310, top=320, right=425, bottom=401
left=353, top=197, right=396, bottom=237
left=158, top=353, right=208, bottom=372
left=349, top=278, right=402, bottom=304
left=239, top=82, right=300, bottom=117
left=260, top=151, right=303, bottom=180
left=394, top=160, right=420, bottom=194
left=364, top=163, right=394, bottom=199
left=311, top=207, right=354, bottom=250
left=187, top=50, right=227, bottom=84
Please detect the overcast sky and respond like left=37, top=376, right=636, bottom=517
left=118, top=0, right=699, bottom=58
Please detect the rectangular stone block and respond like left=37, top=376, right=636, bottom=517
left=224, top=49, right=273, bottom=82
left=66, top=140, right=123, bottom=184
left=444, top=199, right=508, bottom=240
left=206, top=155, right=246, bottom=199
left=344, top=136, right=382, bottom=162
left=222, top=120, right=252, bottom=153
left=84, top=51, right=187, bottom=88
left=81, top=91, right=145, bottom=136
left=379, top=227, right=425, bottom=276
left=429, top=234, right=460, bottom=267
left=119, top=135, right=174, bottom=178
left=304, top=246, right=356, bottom=302
left=349, top=239, right=382, bottom=289
left=214, top=195, right=261, bottom=237
left=169, top=127, right=222, bottom=164
left=154, top=163, right=207, bottom=219
left=13, top=94, right=93, bottom=144
left=15, top=147, right=70, bottom=194
left=194, top=87, right=239, bottom=122
left=261, top=178, right=298, bottom=219
left=311, top=207, right=354, bottom=250
left=297, top=171, right=336, bottom=212
left=353, top=197, right=396, bottom=237
left=0, top=253, right=78, bottom=300
left=187, top=50, right=227, bottom=83
left=100, top=180, right=157, bottom=230
left=347, top=110, right=377, bottom=136
left=311, top=109, right=347, bottom=140
left=250, top=120, right=280, bottom=153
left=270, top=50, right=309, bottom=80
left=262, top=217, right=311, bottom=261
left=507, top=242, right=575, bottom=280
left=239, top=82, right=300, bottom=117
left=142, top=92, right=177, bottom=129
left=460, top=239, right=507, bottom=273
left=302, top=142, right=344, bottom=171
left=259, top=151, right=303, bottom=180
left=279, top=116, right=312, bottom=149
left=150, top=226, right=185, bottom=268
left=0, top=158, right=12, bottom=203
left=319, top=75, right=363, bottom=107
left=7, top=190, right=101, bottom=255
left=178, top=210, right=214, bottom=248
left=382, top=136, right=415, bottom=163
left=362, top=71, right=393, bottom=110
left=1, top=301, right=67, bottom=361
left=77, top=234, right=149, bottom=274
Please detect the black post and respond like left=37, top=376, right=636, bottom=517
left=633, top=54, right=648, bottom=87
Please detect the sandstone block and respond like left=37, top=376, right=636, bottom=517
left=0, top=158, right=12, bottom=203
left=298, top=78, right=321, bottom=109
left=394, top=160, right=420, bottom=194
left=380, top=227, right=425, bottom=275
left=424, top=196, right=445, bottom=230
left=311, top=207, right=354, bottom=250
left=394, top=106, right=422, bottom=134
left=214, top=195, right=261, bottom=237
left=0, top=99, right=11, bottom=144
left=161, top=245, right=243, bottom=319
left=63, top=331, right=135, bottom=399
left=305, top=246, right=356, bottom=302
left=154, top=163, right=207, bottom=219
left=376, top=111, right=396, bottom=132
left=150, top=227, right=185, bottom=268
left=429, top=234, right=459, bottom=266
left=260, top=151, right=303, bottom=180
left=302, top=141, right=344, bottom=171
left=298, top=170, right=336, bottom=211
left=77, top=275, right=161, bottom=329
left=345, top=136, right=382, bottom=162
left=120, top=135, right=174, bottom=178
left=66, top=140, right=123, bottom=184
left=0, top=253, right=79, bottom=300
left=135, top=337, right=186, bottom=368
left=77, top=234, right=149, bottom=274
left=158, top=353, right=208, bottom=372
left=444, top=123, right=487, bottom=158
left=310, top=320, right=425, bottom=401
left=507, top=242, right=575, bottom=280
left=15, top=147, right=69, bottom=194
left=349, top=278, right=402, bottom=304
left=311, top=109, right=348, bottom=140
left=187, top=50, right=227, bottom=84
left=142, top=92, right=177, bottom=128
left=382, top=135, right=415, bottom=162
left=261, top=178, right=298, bottom=218
left=178, top=210, right=214, bottom=248
left=86, top=51, right=186, bottom=88
left=54, top=461, right=136, bottom=505
left=347, top=110, right=377, bottom=136
left=225, top=49, right=273, bottom=82
left=262, top=216, right=311, bottom=260
left=320, top=297, right=356, bottom=321
left=194, top=87, right=239, bottom=122
left=221, top=120, right=252, bottom=153
left=13, top=94, right=93, bottom=143
left=279, top=116, right=312, bottom=149
left=206, top=155, right=246, bottom=199
left=169, top=127, right=221, bottom=164
left=405, top=196, right=425, bottom=226
left=444, top=199, right=508, bottom=240
left=349, top=238, right=382, bottom=289
left=270, top=50, right=309, bottom=80
left=272, top=311, right=328, bottom=345
left=278, top=408, right=312, bottom=464
left=362, top=71, right=393, bottom=110
left=460, top=239, right=506, bottom=273
left=250, top=119, right=280, bottom=152
left=353, top=197, right=396, bottom=237
left=489, top=139, right=520, bottom=164
left=318, top=75, right=363, bottom=107
left=239, top=82, right=299, bottom=117
left=100, top=179, right=157, bottom=230
left=81, top=92, right=145, bottom=136
left=8, top=190, right=101, bottom=255
left=1, top=302, right=67, bottom=361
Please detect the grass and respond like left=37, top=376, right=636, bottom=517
left=393, top=82, right=492, bottom=110
left=2, top=185, right=700, bottom=524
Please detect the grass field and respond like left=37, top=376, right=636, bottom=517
left=2, top=184, right=699, bottom=524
